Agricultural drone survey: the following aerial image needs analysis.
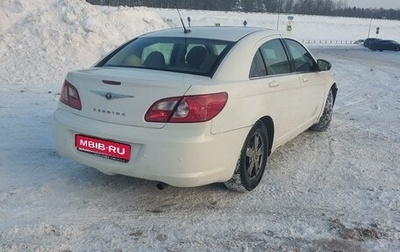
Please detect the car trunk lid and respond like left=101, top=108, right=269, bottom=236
left=64, top=67, right=203, bottom=129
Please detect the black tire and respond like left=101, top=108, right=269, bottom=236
left=224, top=121, right=268, bottom=192
left=311, top=89, right=333, bottom=132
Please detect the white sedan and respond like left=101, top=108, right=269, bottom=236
left=53, top=26, right=337, bottom=192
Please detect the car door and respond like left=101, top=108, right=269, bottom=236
left=283, top=39, right=326, bottom=128
left=250, top=38, right=303, bottom=146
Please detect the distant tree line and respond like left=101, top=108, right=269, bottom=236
left=86, top=0, right=400, bottom=20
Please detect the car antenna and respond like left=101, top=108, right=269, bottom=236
left=174, top=0, right=191, bottom=34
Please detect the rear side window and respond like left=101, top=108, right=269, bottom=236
left=97, top=37, right=234, bottom=77
left=284, top=39, right=317, bottom=73
left=249, top=50, right=266, bottom=78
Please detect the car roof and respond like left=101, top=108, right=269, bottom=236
left=140, top=26, right=277, bottom=42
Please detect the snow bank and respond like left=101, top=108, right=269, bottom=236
left=0, top=0, right=168, bottom=90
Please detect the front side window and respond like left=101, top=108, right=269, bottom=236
left=284, top=39, right=317, bottom=73
left=96, top=37, right=234, bottom=77
left=249, top=39, right=291, bottom=78
left=260, top=39, right=291, bottom=75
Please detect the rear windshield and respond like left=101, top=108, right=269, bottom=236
left=96, top=37, right=234, bottom=77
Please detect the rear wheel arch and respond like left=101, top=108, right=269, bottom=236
left=224, top=120, right=269, bottom=192
left=259, top=116, right=274, bottom=156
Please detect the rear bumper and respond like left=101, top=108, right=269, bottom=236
left=52, top=109, right=249, bottom=187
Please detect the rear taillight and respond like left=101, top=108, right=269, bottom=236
left=145, top=92, right=228, bottom=123
left=60, top=80, right=82, bottom=110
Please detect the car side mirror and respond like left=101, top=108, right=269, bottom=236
left=317, top=59, right=332, bottom=71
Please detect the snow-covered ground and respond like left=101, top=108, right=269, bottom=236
left=1, top=0, right=400, bottom=251
left=157, top=8, right=400, bottom=43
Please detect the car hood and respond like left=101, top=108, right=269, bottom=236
left=62, top=67, right=206, bottom=129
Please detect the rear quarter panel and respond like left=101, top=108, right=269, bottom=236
left=208, top=34, right=283, bottom=135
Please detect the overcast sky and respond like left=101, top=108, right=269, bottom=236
left=344, top=0, right=400, bottom=9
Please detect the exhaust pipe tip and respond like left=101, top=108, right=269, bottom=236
left=156, top=182, right=168, bottom=190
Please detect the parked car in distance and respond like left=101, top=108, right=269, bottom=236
left=363, top=38, right=381, bottom=48
left=369, top=40, right=400, bottom=51
left=52, top=26, right=337, bottom=192
left=354, top=39, right=364, bottom=45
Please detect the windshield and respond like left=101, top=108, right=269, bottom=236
left=96, top=37, right=234, bottom=77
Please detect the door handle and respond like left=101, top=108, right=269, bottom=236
left=268, top=81, right=280, bottom=88
left=302, top=77, right=309, bottom=82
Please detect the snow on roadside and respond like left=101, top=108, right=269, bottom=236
left=0, top=0, right=168, bottom=91
left=156, top=8, right=400, bottom=42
